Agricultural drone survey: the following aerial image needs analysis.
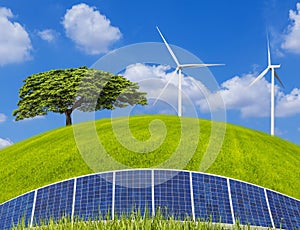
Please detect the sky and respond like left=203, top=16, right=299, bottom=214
left=1, top=0, right=300, bottom=148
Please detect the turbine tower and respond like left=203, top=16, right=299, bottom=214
left=249, top=38, right=284, bottom=136
left=156, top=26, right=224, bottom=117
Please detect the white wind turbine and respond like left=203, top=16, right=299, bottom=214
left=249, top=38, right=284, bottom=136
left=155, top=26, right=224, bottom=117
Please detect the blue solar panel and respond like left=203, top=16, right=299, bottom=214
left=230, top=180, right=273, bottom=227
left=0, top=169, right=299, bottom=229
left=74, top=172, right=113, bottom=220
left=0, top=191, right=34, bottom=230
left=267, top=190, right=300, bottom=229
left=114, top=170, right=152, bottom=217
left=192, top=173, right=233, bottom=224
left=33, top=179, right=74, bottom=225
left=154, top=170, right=192, bottom=219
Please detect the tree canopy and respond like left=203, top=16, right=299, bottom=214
left=13, top=66, right=147, bottom=126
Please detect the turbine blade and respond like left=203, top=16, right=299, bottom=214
left=156, top=26, right=180, bottom=67
left=249, top=67, right=269, bottom=87
left=274, top=70, right=284, bottom=88
left=267, top=34, right=271, bottom=66
left=153, top=71, right=176, bottom=106
left=180, top=63, right=225, bottom=68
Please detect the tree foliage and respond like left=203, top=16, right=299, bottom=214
left=13, top=66, right=147, bottom=125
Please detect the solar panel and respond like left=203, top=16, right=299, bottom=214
left=154, top=170, right=192, bottom=219
left=0, top=191, right=34, bottom=230
left=74, top=172, right=113, bottom=220
left=33, top=179, right=74, bottom=225
left=0, top=169, right=299, bottom=229
left=114, top=170, right=152, bottom=217
left=267, top=190, right=300, bottom=229
left=192, top=173, right=233, bottom=224
left=230, top=180, right=273, bottom=227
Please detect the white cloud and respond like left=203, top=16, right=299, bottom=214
left=0, top=138, right=13, bottom=149
left=62, top=3, right=121, bottom=54
left=123, top=63, right=205, bottom=100
left=37, top=29, right=57, bottom=42
left=281, top=2, right=300, bottom=53
left=123, top=63, right=172, bottom=83
left=197, top=73, right=274, bottom=117
left=199, top=73, right=300, bottom=118
left=0, top=113, right=7, bottom=123
left=0, top=7, right=32, bottom=65
left=276, top=88, right=300, bottom=117
left=123, top=63, right=300, bottom=118
left=122, top=63, right=217, bottom=115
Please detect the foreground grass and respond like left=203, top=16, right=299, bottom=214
left=13, top=220, right=255, bottom=230
left=13, top=211, right=260, bottom=230
left=0, top=115, right=299, bottom=204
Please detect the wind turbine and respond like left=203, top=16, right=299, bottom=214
left=249, top=38, right=284, bottom=136
left=155, top=26, right=224, bottom=117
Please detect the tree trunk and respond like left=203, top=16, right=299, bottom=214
left=65, top=109, right=72, bottom=126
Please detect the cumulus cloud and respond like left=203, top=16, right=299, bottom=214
left=0, top=113, right=7, bottom=123
left=281, top=2, right=300, bottom=53
left=123, top=63, right=206, bottom=101
left=0, top=7, right=32, bottom=65
left=0, top=138, right=13, bottom=149
left=122, top=63, right=300, bottom=118
left=123, top=64, right=183, bottom=112
left=198, top=73, right=300, bottom=118
left=276, top=88, right=300, bottom=117
left=122, top=63, right=221, bottom=115
left=197, top=73, right=274, bottom=117
left=62, top=3, right=121, bottom=54
left=37, top=29, right=57, bottom=42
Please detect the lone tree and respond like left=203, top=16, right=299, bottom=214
left=13, top=66, right=147, bottom=126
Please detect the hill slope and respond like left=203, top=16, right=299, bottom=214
left=0, top=115, right=299, bottom=203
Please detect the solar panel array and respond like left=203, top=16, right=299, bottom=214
left=0, top=169, right=299, bottom=229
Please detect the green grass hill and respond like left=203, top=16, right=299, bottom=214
left=0, top=115, right=299, bottom=204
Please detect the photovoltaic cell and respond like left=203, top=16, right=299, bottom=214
left=0, top=191, right=34, bottom=230
left=114, top=170, right=152, bottom=217
left=74, top=172, right=113, bottom=220
left=230, top=180, right=273, bottom=227
left=192, top=173, right=233, bottom=224
left=154, top=170, right=192, bottom=219
left=33, top=179, right=74, bottom=225
left=267, top=190, right=300, bottom=229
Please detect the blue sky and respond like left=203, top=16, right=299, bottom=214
left=1, top=0, right=300, bottom=147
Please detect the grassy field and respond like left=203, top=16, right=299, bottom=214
left=0, top=115, right=299, bottom=204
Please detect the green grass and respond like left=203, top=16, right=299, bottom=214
left=13, top=210, right=261, bottom=230
left=0, top=115, right=299, bottom=204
